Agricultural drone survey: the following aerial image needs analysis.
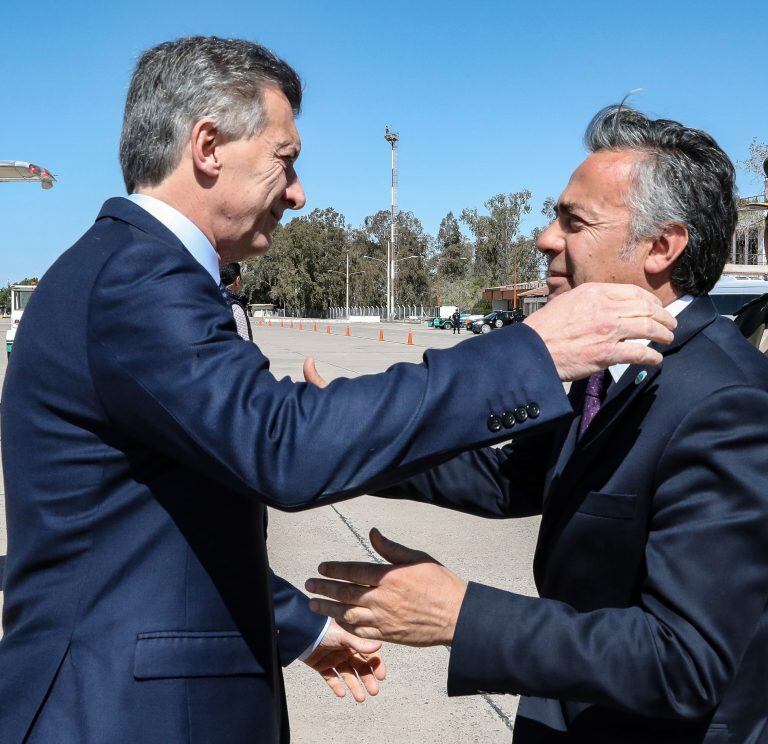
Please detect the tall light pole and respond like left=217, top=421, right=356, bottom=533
left=384, top=126, right=399, bottom=320
left=330, top=258, right=363, bottom=318
left=391, top=255, right=419, bottom=316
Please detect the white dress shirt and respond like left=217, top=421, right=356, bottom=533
left=609, top=294, right=693, bottom=383
left=127, top=193, right=330, bottom=659
left=127, top=194, right=221, bottom=286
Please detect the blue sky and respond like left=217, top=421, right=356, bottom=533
left=2, top=0, right=767, bottom=282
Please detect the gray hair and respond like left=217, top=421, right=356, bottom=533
left=119, top=36, right=302, bottom=193
left=584, top=105, right=737, bottom=295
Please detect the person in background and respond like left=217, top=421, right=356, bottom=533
left=451, top=307, right=461, bottom=334
left=220, top=261, right=252, bottom=341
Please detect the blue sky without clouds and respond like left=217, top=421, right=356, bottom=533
left=2, top=0, right=767, bottom=282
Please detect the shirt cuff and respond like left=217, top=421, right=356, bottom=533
left=297, top=616, right=332, bottom=662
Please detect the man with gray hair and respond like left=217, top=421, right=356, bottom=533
left=306, top=106, right=768, bottom=742
left=0, top=35, right=675, bottom=744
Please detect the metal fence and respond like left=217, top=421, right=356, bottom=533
left=327, top=305, right=428, bottom=321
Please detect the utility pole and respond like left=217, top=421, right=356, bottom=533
left=384, top=126, right=399, bottom=320
left=345, top=251, right=350, bottom=319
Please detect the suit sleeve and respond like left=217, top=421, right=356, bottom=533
left=372, top=430, right=559, bottom=518
left=448, top=385, right=768, bottom=720
left=87, top=240, right=571, bottom=510
left=271, top=571, right=327, bottom=667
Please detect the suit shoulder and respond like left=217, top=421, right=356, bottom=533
left=694, top=316, right=768, bottom=392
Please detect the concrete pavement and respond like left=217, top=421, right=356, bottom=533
left=0, top=318, right=543, bottom=742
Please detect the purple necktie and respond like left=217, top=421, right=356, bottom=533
left=578, top=370, right=610, bottom=439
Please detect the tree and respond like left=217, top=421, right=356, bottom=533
left=0, top=284, right=10, bottom=315
left=739, top=139, right=768, bottom=188
left=242, top=208, right=350, bottom=316
left=460, top=191, right=536, bottom=286
left=436, top=212, right=471, bottom=280
left=362, top=209, right=431, bottom=307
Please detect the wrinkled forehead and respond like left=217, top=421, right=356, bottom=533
left=561, top=150, right=645, bottom=214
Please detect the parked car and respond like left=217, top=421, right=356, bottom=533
left=463, top=314, right=484, bottom=330
left=470, top=309, right=525, bottom=334
left=709, top=276, right=768, bottom=319
left=432, top=312, right=473, bottom=330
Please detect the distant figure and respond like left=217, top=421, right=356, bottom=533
left=220, top=261, right=252, bottom=341
left=451, top=308, right=461, bottom=334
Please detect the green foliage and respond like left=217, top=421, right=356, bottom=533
left=461, top=191, right=543, bottom=287
left=436, top=212, right=471, bottom=280
left=0, top=285, right=10, bottom=315
left=239, top=194, right=552, bottom=316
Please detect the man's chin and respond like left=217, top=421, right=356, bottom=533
left=546, top=276, right=573, bottom=297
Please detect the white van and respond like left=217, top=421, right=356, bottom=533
left=709, top=276, right=768, bottom=319
left=5, top=284, right=35, bottom=357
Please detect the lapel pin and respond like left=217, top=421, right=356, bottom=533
left=634, top=370, right=648, bottom=385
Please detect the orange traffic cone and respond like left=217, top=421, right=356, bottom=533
left=407, top=330, right=414, bottom=345
left=258, top=319, right=263, bottom=327
left=345, top=326, right=350, bottom=337
left=267, top=319, right=271, bottom=327
left=298, top=321, right=303, bottom=331
left=280, top=319, right=284, bottom=328
left=326, top=324, right=331, bottom=334
left=289, top=320, right=294, bottom=329
left=378, top=329, right=385, bottom=342
left=313, top=322, right=318, bottom=332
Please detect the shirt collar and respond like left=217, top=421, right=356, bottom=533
left=127, top=193, right=220, bottom=286
left=609, top=294, right=694, bottom=383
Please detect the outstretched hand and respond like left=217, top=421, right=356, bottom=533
left=303, top=618, right=387, bottom=702
left=523, top=283, right=677, bottom=381
left=306, top=529, right=467, bottom=647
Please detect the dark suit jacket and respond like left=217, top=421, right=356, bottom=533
left=0, top=198, right=570, bottom=743
left=378, top=295, right=768, bottom=743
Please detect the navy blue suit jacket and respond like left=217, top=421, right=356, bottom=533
left=0, top=198, right=569, bottom=743
left=378, top=296, right=768, bottom=743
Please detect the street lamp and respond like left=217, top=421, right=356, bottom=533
left=364, top=254, right=420, bottom=318
left=363, top=255, right=387, bottom=312
left=329, top=257, right=363, bottom=319
left=0, top=160, right=56, bottom=189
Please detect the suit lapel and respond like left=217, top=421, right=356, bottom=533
left=537, top=295, right=719, bottom=558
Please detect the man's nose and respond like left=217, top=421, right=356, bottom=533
left=536, top=221, right=563, bottom=255
left=285, top=174, right=306, bottom=211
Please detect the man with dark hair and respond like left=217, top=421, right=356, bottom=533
left=307, top=106, right=768, bottom=742
left=450, top=307, right=461, bottom=334
left=220, top=261, right=252, bottom=341
left=0, top=34, right=675, bottom=742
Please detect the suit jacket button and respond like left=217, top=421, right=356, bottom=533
left=526, top=402, right=541, bottom=419
left=500, top=411, right=516, bottom=428
left=513, top=405, right=528, bottom=424
left=487, top=414, right=502, bottom=432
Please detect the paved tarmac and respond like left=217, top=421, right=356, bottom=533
left=0, top=317, right=545, bottom=742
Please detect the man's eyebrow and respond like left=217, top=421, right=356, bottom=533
left=556, top=200, right=596, bottom=221
left=277, top=143, right=301, bottom=160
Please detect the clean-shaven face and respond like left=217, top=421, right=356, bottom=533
left=213, top=86, right=306, bottom=260
left=537, top=150, right=648, bottom=297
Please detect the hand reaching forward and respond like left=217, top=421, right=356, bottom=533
left=306, top=529, right=468, bottom=647
left=303, top=618, right=387, bottom=702
left=523, top=283, right=677, bottom=381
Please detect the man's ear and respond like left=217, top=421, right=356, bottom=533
left=645, top=224, right=688, bottom=277
left=189, top=119, right=222, bottom=179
